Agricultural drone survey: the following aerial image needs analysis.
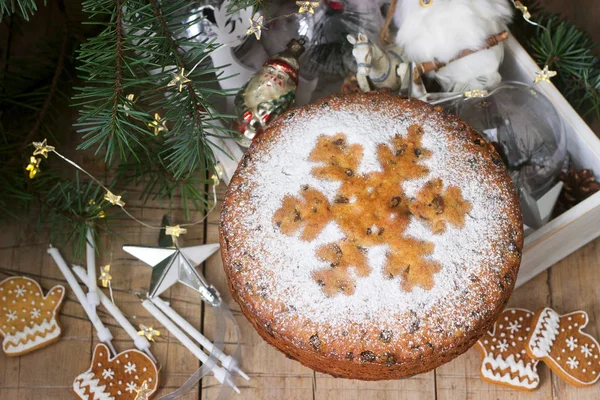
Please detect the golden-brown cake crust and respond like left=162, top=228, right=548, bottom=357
left=220, top=93, right=523, bottom=380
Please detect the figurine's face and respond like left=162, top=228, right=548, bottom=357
left=348, top=33, right=372, bottom=75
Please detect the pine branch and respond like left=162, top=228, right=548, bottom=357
left=518, top=12, right=600, bottom=121
left=0, top=0, right=41, bottom=21
left=73, top=0, right=154, bottom=163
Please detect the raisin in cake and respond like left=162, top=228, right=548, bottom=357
left=220, top=93, right=523, bottom=380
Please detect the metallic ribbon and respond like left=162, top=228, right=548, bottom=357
left=157, top=302, right=242, bottom=400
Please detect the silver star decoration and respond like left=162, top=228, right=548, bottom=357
left=123, top=243, right=221, bottom=305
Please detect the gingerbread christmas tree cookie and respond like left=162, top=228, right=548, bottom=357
left=0, top=276, right=65, bottom=356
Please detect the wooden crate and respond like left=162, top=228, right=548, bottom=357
left=499, top=34, right=600, bottom=287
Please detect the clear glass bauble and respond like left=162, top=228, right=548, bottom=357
left=457, top=81, right=567, bottom=201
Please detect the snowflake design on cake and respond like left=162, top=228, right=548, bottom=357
left=273, top=127, right=472, bottom=295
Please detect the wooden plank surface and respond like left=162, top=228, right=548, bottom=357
left=1, top=183, right=600, bottom=400
left=2, top=1, right=600, bottom=400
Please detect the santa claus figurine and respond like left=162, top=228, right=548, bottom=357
left=393, top=0, right=513, bottom=92
left=235, top=38, right=305, bottom=145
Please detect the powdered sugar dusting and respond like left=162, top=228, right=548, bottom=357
left=222, top=98, right=520, bottom=345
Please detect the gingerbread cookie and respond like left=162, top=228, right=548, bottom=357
left=73, top=343, right=159, bottom=399
left=476, top=308, right=540, bottom=391
left=0, top=276, right=65, bottom=356
left=526, top=307, right=600, bottom=387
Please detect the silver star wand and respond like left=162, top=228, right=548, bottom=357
left=123, top=216, right=221, bottom=306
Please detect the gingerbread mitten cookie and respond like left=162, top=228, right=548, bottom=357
left=0, top=276, right=65, bottom=356
left=73, top=343, right=159, bottom=399
left=526, top=307, right=600, bottom=387
left=476, top=308, right=540, bottom=391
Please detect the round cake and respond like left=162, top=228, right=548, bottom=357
left=220, top=92, right=523, bottom=380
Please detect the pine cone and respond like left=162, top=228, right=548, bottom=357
left=554, top=169, right=600, bottom=217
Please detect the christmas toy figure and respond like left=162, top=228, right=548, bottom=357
left=392, top=0, right=513, bottom=92
left=347, top=32, right=409, bottom=93
left=235, top=38, right=306, bottom=144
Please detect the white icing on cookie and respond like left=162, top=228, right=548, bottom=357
left=481, top=353, right=539, bottom=389
left=528, top=307, right=559, bottom=358
left=73, top=371, right=113, bottom=400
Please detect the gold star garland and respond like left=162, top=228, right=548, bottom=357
left=167, top=68, right=192, bottom=92
left=32, top=138, right=55, bottom=158
left=511, top=1, right=546, bottom=30
left=148, top=113, right=168, bottom=136
left=464, top=89, right=489, bottom=98
left=165, top=224, right=187, bottom=239
left=123, top=93, right=136, bottom=117
left=137, top=325, right=161, bottom=342
left=25, top=156, right=42, bottom=179
left=104, top=190, right=126, bottom=207
left=296, top=1, right=320, bottom=14
left=99, top=265, right=112, bottom=288
left=26, top=139, right=217, bottom=235
left=247, top=15, right=266, bottom=40
left=534, top=65, right=557, bottom=84
left=88, top=200, right=106, bottom=219
left=133, top=380, right=153, bottom=400
left=211, top=163, right=225, bottom=186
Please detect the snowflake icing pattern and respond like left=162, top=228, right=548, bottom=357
left=273, top=127, right=472, bottom=296
left=496, top=339, right=509, bottom=353
left=566, top=336, right=579, bottom=351
left=124, top=362, right=137, bottom=374
left=30, top=308, right=40, bottom=319
left=101, top=368, right=115, bottom=380
left=6, top=311, right=17, bottom=321
left=566, top=356, right=579, bottom=370
left=14, top=285, right=26, bottom=298
left=125, top=381, right=137, bottom=393
left=581, top=344, right=593, bottom=358
left=506, top=320, right=521, bottom=334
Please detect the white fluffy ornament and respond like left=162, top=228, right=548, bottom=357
left=393, top=0, right=513, bottom=92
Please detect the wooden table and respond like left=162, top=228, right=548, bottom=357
left=1, top=180, right=599, bottom=400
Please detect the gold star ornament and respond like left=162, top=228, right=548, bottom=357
left=32, top=139, right=55, bottom=158
left=513, top=1, right=531, bottom=20
left=464, top=89, right=489, bottom=98
left=296, top=1, right=320, bottom=14
left=137, top=325, right=161, bottom=342
left=134, top=380, right=153, bottom=400
left=148, top=113, right=168, bottom=136
left=167, top=67, right=191, bottom=92
left=165, top=225, right=187, bottom=238
left=247, top=15, right=265, bottom=40
left=534, top=65, right=557, bottom=84
left=211, top=163, right=225, bottom=186
left=104, top=190, right=125, bottom=207
left=99, top=265, right=112, bottom=288
left=25, top=156, right=42, bottom=179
